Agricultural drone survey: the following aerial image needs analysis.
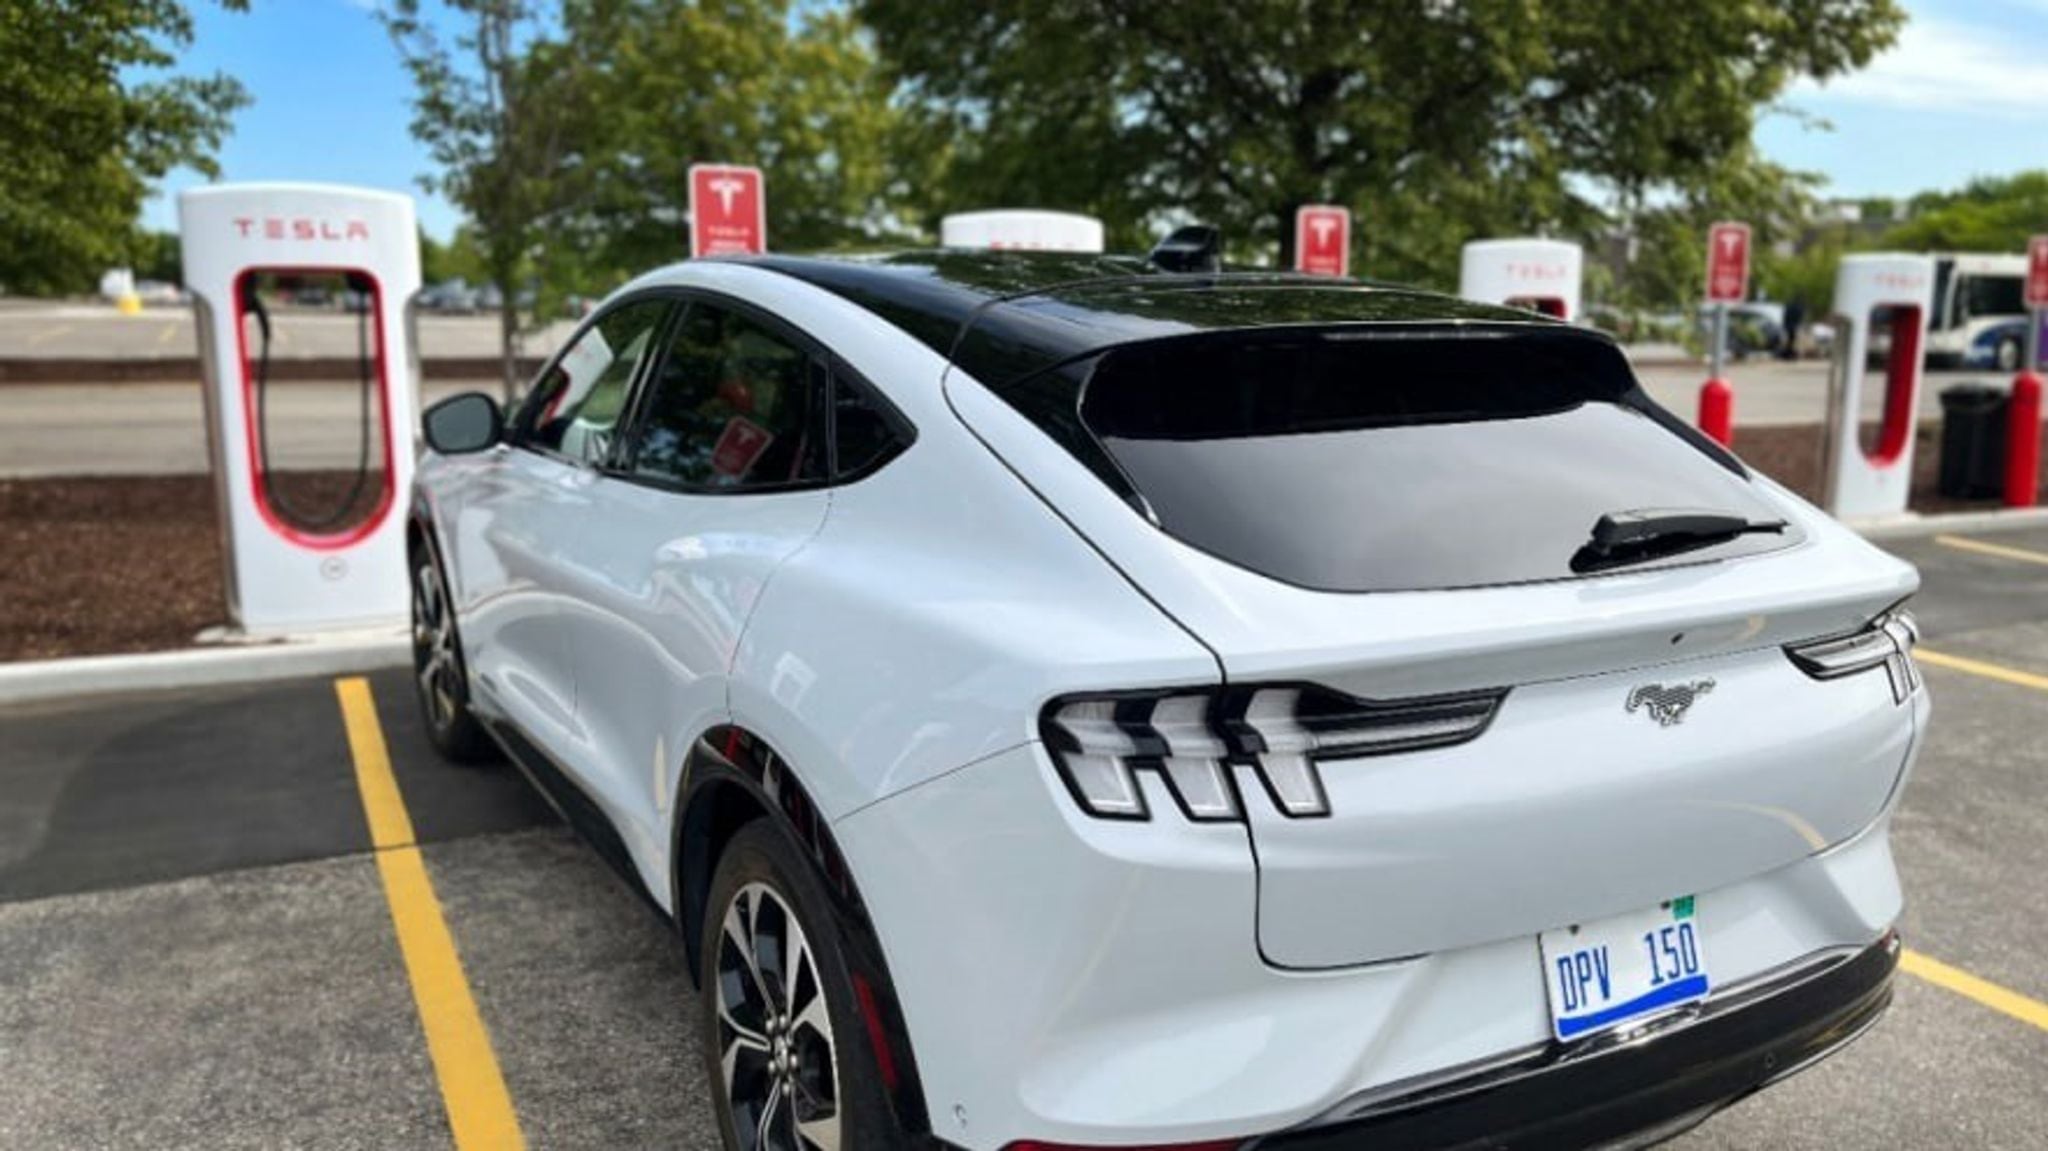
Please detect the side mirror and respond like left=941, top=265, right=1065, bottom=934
left=423, top=391, right=503, bottom=455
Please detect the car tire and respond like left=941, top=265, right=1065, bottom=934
left=700, top=820, right=896, bottom=1151
left=1997, top=336, right=2024, bottom=373
left=409, top=540, right=494, bottom=764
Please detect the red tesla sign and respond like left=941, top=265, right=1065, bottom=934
left=1705, top=221, right=1751, bottom=303
left=2027, top=235, right=2048, bottom=309
left=1294, top=205, right=1351, bottom=278
left=688, top=164, right=766, bottom=257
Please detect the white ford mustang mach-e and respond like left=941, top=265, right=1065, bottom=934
left=408, top=248, right=1927, bottom=1151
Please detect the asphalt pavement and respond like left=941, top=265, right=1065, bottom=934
left=2, top=528, right=2046, bottom=1148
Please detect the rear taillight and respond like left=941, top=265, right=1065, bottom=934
left=1043, top=684, right=1503, bottom=822
left=1786, top=607, right=1920, bottom=703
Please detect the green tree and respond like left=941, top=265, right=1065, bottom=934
left=419, top=224, right=490, bottom=286
left=0, top=0, right=249, bottom=294
left=859, top=0, right=1904, bottom=284
left=383, top=0, right=598, bottom=397
left=547, top=0, right=915, bottom=291
left=1881, top=171, right=2048, bottom=253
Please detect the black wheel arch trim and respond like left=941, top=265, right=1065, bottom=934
left=675, top=725, right=936, bottom=1142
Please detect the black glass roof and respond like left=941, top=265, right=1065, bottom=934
left=732, top=250, right=1570, bottom=386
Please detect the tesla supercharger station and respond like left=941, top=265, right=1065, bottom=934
left=1459, top=238, right=1583, bottom=321
left=940, top=210, right=1105, bottom=252
left=1821, top=253, right=1934, bottom=521
left=178, top=183, right=421, bottom=634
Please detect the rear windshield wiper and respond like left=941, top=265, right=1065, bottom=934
left=1571, top=507, right=1788, bottom=573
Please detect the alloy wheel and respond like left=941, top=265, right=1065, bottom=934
left=714, top=882, right=842, bottom=1151
left=412, top=558, right=460, bottom=730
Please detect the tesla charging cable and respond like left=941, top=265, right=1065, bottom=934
left=241, top=276, right=377, bottom=532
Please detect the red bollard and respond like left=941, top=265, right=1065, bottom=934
left=2006, top=370, right=2043, bottom=507
left=1697, top=377, right=1734, bottom=447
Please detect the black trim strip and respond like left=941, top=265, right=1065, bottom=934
left=1253, top=933, right=1899, bottom=1151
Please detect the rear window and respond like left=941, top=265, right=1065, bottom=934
left=1000, top=326, right=1799, bottom=592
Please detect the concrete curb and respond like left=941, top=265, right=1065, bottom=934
left=0, top=631, right=409, bottom=708
left=1851, top=506, right=2048, bottom=541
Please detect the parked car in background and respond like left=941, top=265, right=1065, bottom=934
left=417, top=280, right=480, bottom=313
left=131, top=280, right=185, bottom=305
left=1698, top=302, right=1786, bottom=359
left=409, top=250, right=1925, bottom=1151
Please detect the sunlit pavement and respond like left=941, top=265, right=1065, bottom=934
left=3, top=530, right=2047, bottom=1148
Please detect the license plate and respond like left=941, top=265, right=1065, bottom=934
left=1539, top=897, right=1710, bottom=1042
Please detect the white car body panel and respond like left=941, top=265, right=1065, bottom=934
left=836, top=723, right=1916, bottom=1149
left=555, top=478, right=830, bottom=894
left=431, top=446, right=594, bottom=742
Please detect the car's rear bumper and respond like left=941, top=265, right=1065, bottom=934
left=834, top=737, right=1913, bottom=1151
left=1254, top=930, right=1899, bottom=1151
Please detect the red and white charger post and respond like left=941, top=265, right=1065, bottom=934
left=1821, top=254, right=1934, bottom=521
left=1697, top=221, right=1750, bottom=446
left=178, top=183, right=422, bottom=635
left=1457, top=239, right=1582, bottom=320
left=2008, top=235, right=2048, bottom=507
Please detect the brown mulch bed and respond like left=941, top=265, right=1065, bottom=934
left=3, top=422, right=2043, bottom=661
left=0, top=471, right=383, bottom=662
left=1734, top=419, right=2048, bottom=515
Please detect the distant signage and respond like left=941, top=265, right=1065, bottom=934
left=688, top=164, right=766, bottom=257
left=1705, top=221, right=1751, bottom=303
left=711, top=417, right=773, bottom=477
left=1294, top=205, right=1351, bottom=278
left=2028, top=235, right=2048, bottom=309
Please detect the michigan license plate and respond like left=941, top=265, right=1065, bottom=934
left=1539, top=897, right=1710, bottom=1042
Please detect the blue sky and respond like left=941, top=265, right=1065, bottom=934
left=143, top=0, right=2048, bottom=241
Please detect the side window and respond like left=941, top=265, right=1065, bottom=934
left=830, top=369, right=909, bottom=477
left=624, top=302, right=826, bottom=489
left=515, top=299, right=669, bottom=463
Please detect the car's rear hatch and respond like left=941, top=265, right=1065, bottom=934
left=946, top=297, right=1921, bottom=968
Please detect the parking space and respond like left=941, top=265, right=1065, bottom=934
left=5, top=532, right=2048, bottom=1148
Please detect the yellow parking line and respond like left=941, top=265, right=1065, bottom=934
left=1901, top=950, right=2048, bottom=1033
left=1934, top=533, right=2048, bottom=568
left=23, top=323, right=74, bottom=348
left=1916, top=648, right=2048, bottom=694
left=157, top=321, right=181, bottom=347
left=335, top=677, right=525, bottom=1150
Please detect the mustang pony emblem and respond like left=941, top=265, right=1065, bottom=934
left=1626, top=680, right=1716, bottom=727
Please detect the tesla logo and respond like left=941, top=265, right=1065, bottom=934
left=706, top=176, right=746, bottom=214
left=1308, top=217, right=1336, bottom=245
left=233, top=217, right=371, bottom=242
left=1626, top=681, right=1715, bottom=727
left=1506, top=262, right=1567, bottom=281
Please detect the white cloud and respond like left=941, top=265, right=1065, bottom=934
left=1792, top=15, right=2048, bottom=116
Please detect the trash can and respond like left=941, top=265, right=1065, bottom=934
left=1938, top=384, right=2008, bottom=499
